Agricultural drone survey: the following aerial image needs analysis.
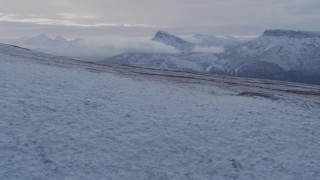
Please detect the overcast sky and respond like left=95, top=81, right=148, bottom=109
left=0, top=0, right=319, bottom=40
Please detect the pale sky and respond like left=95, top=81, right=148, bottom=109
left=0, top=0, right=319, bottom=39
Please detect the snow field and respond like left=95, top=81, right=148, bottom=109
left=0, top=54, right=320, bottom=179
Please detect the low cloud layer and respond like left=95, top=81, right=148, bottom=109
left=7, top=37, right=179, bottom=61
left=90, top=40, right=179, bottom=58
left=5, top=33, right=226, bottom=61
left=193, top=46, right=224, bottom=54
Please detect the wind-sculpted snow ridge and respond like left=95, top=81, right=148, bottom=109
left=1, top=43, right=320, bottom=179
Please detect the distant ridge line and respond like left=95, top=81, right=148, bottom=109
left=263, top=29, right=320, bottom=38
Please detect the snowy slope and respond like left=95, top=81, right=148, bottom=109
left=104, top=52, right=228, bottom=73
left=1, top=43, right=320, bottom=179
left=152, top=31, right=195, bottom=52
left=105, top=52, right=204, bottom=72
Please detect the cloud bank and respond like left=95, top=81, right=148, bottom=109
left=193, top=46, right=224, bottom=54
left=0, top=0, right=320, bottom=39
left=8, top=37, right=179, bottom=61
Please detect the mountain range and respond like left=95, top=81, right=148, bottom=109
left=219, top=30, right=320, bottom=84
left=3, top=30, right=320, bottom=85
left=13, top=34, right=83, bottom=47
left=105, top=30, right=320, bottom=85
left=6, top=34, right=108, bottom=60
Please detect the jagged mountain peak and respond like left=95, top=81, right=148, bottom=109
left=152, top=31, right=195, bottom=52
left=263, top=29, right=320, bottom=38
left=154, top=30, right=172, bottom=36
left=152, top=31, right=186, bottom=42
left=13, top=34, right=83, bottom=46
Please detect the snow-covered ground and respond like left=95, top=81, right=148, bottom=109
left=1, top=44, right=320, bottom=179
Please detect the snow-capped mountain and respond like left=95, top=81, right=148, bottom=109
left=104, top=31, right=227, bottom=73
left=263, top=29, right=320, bottom=38
left=6, top=34, right=107, bottom=60
left=105, top=29, right=320, bottom=85
left=13, top=34, right=83, bottom=47
left=16, top=34, right=53, bottom=46
left=152, top=31, right=195, bottom=52
left=219, top=29, right=320, bottom=84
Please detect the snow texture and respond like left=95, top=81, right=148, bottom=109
left=1, top=43, right=320, bottom=179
